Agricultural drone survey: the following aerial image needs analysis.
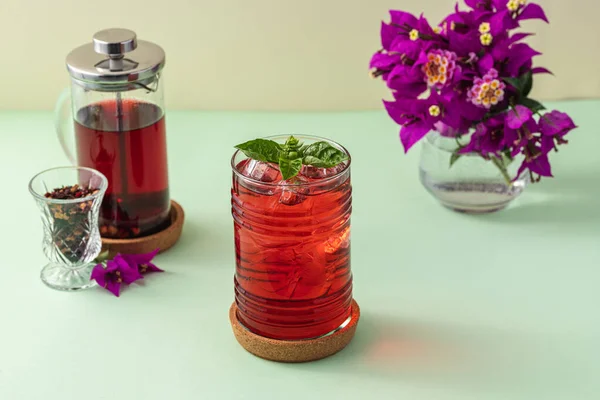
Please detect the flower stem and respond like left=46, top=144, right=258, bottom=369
left=490, top=155, right=513, bottom=187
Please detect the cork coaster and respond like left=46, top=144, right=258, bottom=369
left=101, top=200, right=184, bottom=257
left=230, top=299, right=360, bottom=363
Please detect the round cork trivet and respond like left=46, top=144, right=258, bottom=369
left=229, top=299, right=360, bottom=363
left=101, top=200, right=184, bottom=257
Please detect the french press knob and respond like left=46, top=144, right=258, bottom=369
left=92, top=28, right=139, bottom=71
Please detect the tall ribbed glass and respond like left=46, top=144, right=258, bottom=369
left=231, top=135, right=353, bottom=340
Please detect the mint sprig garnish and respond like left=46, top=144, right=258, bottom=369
left=235, top=135, right=349, bottom=180
left=234, top=139, right=282, bottom=163
left=302, top=141, right=349, bottom=168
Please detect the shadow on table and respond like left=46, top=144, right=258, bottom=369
left=166, top=216, right=233, bottom=262
left=280, top=312, right=598, bottom=398
left=477, top=170, right=600, bottom=230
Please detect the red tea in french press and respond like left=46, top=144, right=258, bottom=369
left=56, top=28, right=173, bottom=240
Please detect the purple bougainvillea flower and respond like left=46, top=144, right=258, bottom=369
left=506, top=105, right=533, bottom=129
left=387, top=90, right=452, bottom=152
left=509, top=32, right=534, bottom=44
left=447, top=28, right=481, bottom=56
left=465, top=0, right=493, bottom=11
left=416, top=14, right=437, bottom=38
left=389, top=10, right=419, bottom=29
left=518, top=151, right=553, bottom=178
left=369, top=52, right=402, bottom=82
left=440, top=91, right=486, bottom=132
left=380, top=22, right=400, bottom=51
left=434, top=121, right=460, bottom=137
left=370, top=0, right=577, bottom=182
left=371, top=11, right=438, bottom=91
left=389, top=39, right=423, bottom=59
left=539, top=110, right=577, bottom=138
left=477, top=53, right=495, bottom=74
left=441, top=4, right=484, bottom=55
left=385, top=59, right=429, bottom=98
left=91, top=257, right=143, bottom=297
left=517, top=3, right=549, bottom=23
left=460, top=115, right=506, bottom=155
left=445, top=2, right=477, bottom=27
left=387, top=63, right=422, bottom=87
left=384, top=98, right=415, bottom=125
left=399, top=120, right=431, bottom=152
left=489, top=9, right=518, bottom=36
left=120, top=249, right=163, bottom=274
left=369, top=52, right=401, bottom=71
left=379, top=11, right=418, bottom=50
left=504, top=43, right=542, bottom=76
left=511, top=122, right=539, bottom=156
left=532, top=67, right=552, bottom=75
left=539, top=110, right=577, bottom=152
left=382, top=11, right=436, bottom=52
left=490, top=0, right=505, bottom=9
left=492, top=0, right=547, bottom=21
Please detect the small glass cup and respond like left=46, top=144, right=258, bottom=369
left=28, top=166, right=108, bottom=291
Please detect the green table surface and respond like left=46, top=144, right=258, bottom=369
left=1, top=100, right=598, bottom=400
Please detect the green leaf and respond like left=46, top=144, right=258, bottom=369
left=501, top=149, right=514, bottom=165
left=449, top=152, right=462, bottom=168
left=284, top=135, right=301, bottom=150
left=234, top=139, right=282, bottom=163
left=503, top=77, right=522, bottom=92
left=520, top=97, right=546, bottom=113
left=302, top=141, right=349, bottom=168
left=279, top=157, right=303, bottom=180
left=521, top=71, right=533, bottom=98
left=93, top=250, right=111, bottom=264
left=503, top=72, right=533, bottom=100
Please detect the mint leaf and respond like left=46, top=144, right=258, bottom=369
left=235, top=135, right=348, bottom=180
left=284, top=136, right=302, bottom=150
left=235, top=139, right=282, bottom=163
left=520, top=97, right=545, bottom=112
left=279, top=157, right=303, bottom=180
left=302, top=141, right=349, bottom=168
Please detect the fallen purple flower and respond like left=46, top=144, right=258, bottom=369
left=120, top=249, right=164, bottom=274
left=91, top=257, right=143, bottom=297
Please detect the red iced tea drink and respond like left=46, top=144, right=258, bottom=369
left=231, top=136, right=353, bottom=340
left=74, top=99, right=170, bottom=238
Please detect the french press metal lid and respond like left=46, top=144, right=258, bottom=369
left=65, top=28, right=165, bottom=91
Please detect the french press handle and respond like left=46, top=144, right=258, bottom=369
left=54, top=29, right=139, bottom=164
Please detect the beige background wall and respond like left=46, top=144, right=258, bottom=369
left=1, top=0, right=597, bottom=111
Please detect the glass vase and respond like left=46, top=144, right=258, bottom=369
left=231, top=135, right=353, bottom=341
left=28, top=166, right=108, bottom=291
left=419, top=131, right=528, bottom=213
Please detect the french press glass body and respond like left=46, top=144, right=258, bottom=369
left=55, top=28, right=170, bottom=239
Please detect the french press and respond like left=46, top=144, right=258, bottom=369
left=55, top=28, right=171, bottom=239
